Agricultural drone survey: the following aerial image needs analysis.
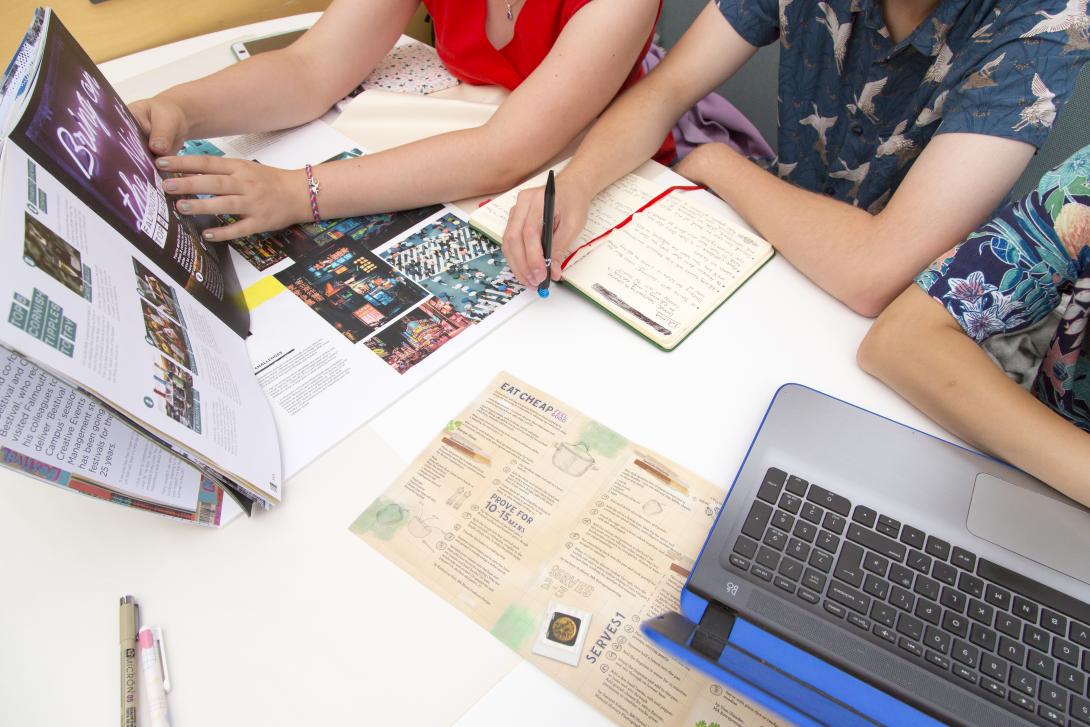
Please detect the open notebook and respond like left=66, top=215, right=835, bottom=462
left=470, top=167, right=774, bottom=350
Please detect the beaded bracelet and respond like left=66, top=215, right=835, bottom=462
left=304, top=163, right=321, bottom=223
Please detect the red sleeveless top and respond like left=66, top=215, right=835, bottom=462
left=422, top=0, right=674, bottom=164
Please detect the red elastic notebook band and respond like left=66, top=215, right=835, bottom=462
left=560, top=184, right=704, bottom=270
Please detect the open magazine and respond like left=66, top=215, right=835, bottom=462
left=0, top=9, right=534, bottom=525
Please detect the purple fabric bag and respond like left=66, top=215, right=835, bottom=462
left=642, top=44, right=775, bottom=161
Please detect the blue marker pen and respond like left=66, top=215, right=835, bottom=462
left=538, top=170, right=555, bottom=298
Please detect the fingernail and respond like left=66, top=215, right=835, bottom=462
left=531, top=268, right=545, bottom=285
left=163, top=180, right=176, bottom=192
left=156, top=158, right=170, bottom=168
left=177, top=201, right=191, bottom=212
left=150, top=140, right=165, bottom=152
left=203, top=231, right=214, bottom=240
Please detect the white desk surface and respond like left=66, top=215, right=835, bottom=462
left=0, top=13, right=952, bottom=727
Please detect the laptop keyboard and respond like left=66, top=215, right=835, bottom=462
left=726, top=467, right=1090, bottom=727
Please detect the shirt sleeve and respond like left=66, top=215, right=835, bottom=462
left=716, top=0, right=781, bottom=48
left=914, top=147, right=1090, bottom=342
left=936, top=2, right=1089, bottom=149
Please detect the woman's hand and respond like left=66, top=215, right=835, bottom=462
left=156, top=155, right=311, bottom=241
left=501, top=174, right=592, bottom=287
left=129, top=96, right=191, bottom=155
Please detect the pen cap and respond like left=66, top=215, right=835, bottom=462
left=119, top=595, right=138, bottom=641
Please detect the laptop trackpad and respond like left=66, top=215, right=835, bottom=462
left=967, top=473, right=1090, bottom=586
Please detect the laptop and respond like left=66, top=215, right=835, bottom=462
left=643, top=384, right=1090, bottom=727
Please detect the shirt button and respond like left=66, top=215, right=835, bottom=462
left=851, top=123, right=864, bottom=136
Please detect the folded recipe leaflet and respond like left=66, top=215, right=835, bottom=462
left=0, top=9, right=537, bottom=523
left=470, top=166, right=774, bottom=351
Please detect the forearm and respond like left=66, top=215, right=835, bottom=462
left=860, top=292, right=1090, bottom=507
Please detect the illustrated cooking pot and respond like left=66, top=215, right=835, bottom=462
left=552, top=441, right=595, bottom=476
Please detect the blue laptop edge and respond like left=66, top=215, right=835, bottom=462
left=640, top=383, right=954, bottom=727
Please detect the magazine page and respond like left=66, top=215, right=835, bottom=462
left=180, top=124, right=536, bottom=477
left=7, top=11, right=248, bottom=336
left=0, top=345, right=241, bottom=526
left=0, top=144, right=282, bottom=504
left=351, top=374, right=782, bottom=727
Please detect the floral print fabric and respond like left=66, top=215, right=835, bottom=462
left=916, top=145, right=1090, bottom=432
left=717, top=0, right=1089, bottom=211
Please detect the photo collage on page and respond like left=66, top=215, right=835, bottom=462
left=181, top=142, right=527, bottom=374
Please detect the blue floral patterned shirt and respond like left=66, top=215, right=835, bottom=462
left=916, top=145, right=1090, bottom=433
left=718, top=0, right=1089, bottom=212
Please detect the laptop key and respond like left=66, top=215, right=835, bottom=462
left=823, top=600, right=846, bottom=619
left=1027, top=650, right=1055, bottom=680
left=899, top=525, right=926, bottom=550
left=774, top=576, right=796, bottom=594
left=777, top=557, right=803, bottom=582
left=979, top=559, right=1090, bottom=628
left=1057, top=663, right=1086, bottom=692
left=728, top=554, right=751, bottom=571
left=797, top=587, right=820, bottom=605
left=847, top=612, right=870, bottom=632
left=925, top=536, right=951, bottom=561
left=889, top=564, right=914, bottom=589
left=1042, top=609, right=1068, bottom=636
left=772, top=510, right=794, bottom=533
left=924, top=625, right=950, bottom=654
left=833, top=542, right=865, bottom=587
left=1053, top=638, right=1079, bottom=666
left=793, top=520, right=817, bottom=543
left=871, top=602, right=896, bottom=628
left=952, top=639, right=980, bottom=668
left=985, top=584, right=1012, bottom=611
left=742, top=500, right=773, bottom=540
left=763, top=528, right=788, bottom=551
left=952, top=662, right=977, bottom=684
left=932, top=561, right=957, bottom=587
left=756, top=546, right=780, bottom=570
left=1038, top=681, right=1067, bottom=710
left=914, top=575, right=941, bottom=601
left=806, top=485, right=851, bottom=516
left=802, top=568, right=826, bottom=593
left=786, top=537, right=810, bottom=561
left=896, top=613, right=924, bottom=641
left=800, top=502, right=823, bottom=525
left=852, top=505, right=877, bottom=528
left=958, top=572, right=984, bottom=599
left=969, top=599, right=995, bottom=625
left=998, top=636, right=1026, bottom=665
left=969, top=623, right=998, bottom=652
left=756, top=469, right=786, bottom=503
left=846, top=523, right=906, bottom=562
left=1024, top=623, right=1051, bottom=652
left=940, top=586, right=967, bottom=613
left=907, top=550, right=931, bottom=574
left=815, top=530, right=839, bottom=554
left=1007, top=691, right=1035, bottom=713
left=1073, top=695, right=1090, bottom=725
left=995, top=612, right=1021, bottom=639
left=898, top=637, right=923, bottom=658
left=822, top=512, right=845, bottom=535
left=750, top=564, right=774, bottom=582
left=862, top=551, right=889, bottom=577
left=1071, top=622, right=1090, bottom=648
left=890, top=586, right=915, bottom=613
left=1012, top=596, right=1038, bottom=623
left=828, top=580, right=871, bottom=614
left=1038, top=704, right=1066, bottom=726
left=809, top=549, right=833, bottom=573
left=979, top=676, right=1006, bottom=699
left=873, top=623, right=896, bottom=644
left=862, top=574, right=889, bottom=600
left=951, top=546, right=976, bottom=571
left=1009, top=666, right=1037, bottom=696
left=981, top=653, right=1008, bottom=681
left=733, top=535, right=759, bottom=559
left=943, top=611, right=970, bottom=639
left=784, top=474, right=808, bottom=495
left=915, top=599, right=941, bottom=626
left=877, top=514, right=901, bottom=538
left=925, top=650, right=950, bottom=670
left=778, top=492, right=802, bottom=514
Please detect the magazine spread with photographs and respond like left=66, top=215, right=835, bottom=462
left=0, top=9, right=534, bottom=524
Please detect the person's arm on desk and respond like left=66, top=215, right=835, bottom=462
left=130, top=0, right=659, bottom=241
